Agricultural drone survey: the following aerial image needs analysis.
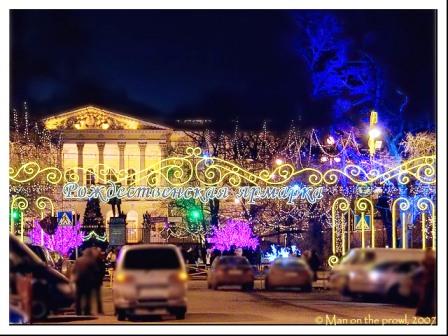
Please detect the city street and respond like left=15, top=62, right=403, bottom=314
left=43, top=280, right=419, bottom=325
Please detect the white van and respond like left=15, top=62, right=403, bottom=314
left=113, top=244, right=188, bottom=320
left=329, top=248, right=425, bottom=297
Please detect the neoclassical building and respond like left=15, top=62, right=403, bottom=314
left=43, top=105, right=194, bottom=242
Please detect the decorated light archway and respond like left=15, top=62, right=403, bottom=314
left=10, top=147, right=436, bottom=261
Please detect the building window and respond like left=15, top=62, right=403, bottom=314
left=106, top=169, right=117, bottom=183
left=86, top=168, right=95, bottom=186
left=127, top=169, right=136, bottom=186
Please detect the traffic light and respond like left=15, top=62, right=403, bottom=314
left=191, top=209, right=201, bottom=220
left=187, top=207, right=203, bottom=221
left=186, top=206, right=203, bottom=230
left=11, top=209, right=21, bottom=223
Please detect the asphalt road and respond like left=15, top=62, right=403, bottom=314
left=43, top=280, right=422, bottom=325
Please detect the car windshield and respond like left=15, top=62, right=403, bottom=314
left=373, top=262, right=398, bottom=271
left=394, top=262, right=420, bottom=273
left=218, top=257, right=250, bottom=266
left=274, top=258, right=305, bottom=268
left=123, top=248, right=181, bottom=270
left=26, top=245, right=46, bottom=263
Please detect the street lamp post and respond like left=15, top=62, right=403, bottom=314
left=367, top=110, right=383, bottom=247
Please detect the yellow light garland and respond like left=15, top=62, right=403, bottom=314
left=9, top=148, right=436, bottom=188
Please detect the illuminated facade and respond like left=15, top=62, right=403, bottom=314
left=43, top=105, right=194, bottom=242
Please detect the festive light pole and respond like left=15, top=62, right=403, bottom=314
left=367, top=111, right=382, bottom=248
left=368, top=111, right=382, bottom=161
left=10, top=196, right=28, bottom=240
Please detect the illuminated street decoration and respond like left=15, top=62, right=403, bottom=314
left=82, top=231, right=107, bottom=242
left=10, top=147, right=437, bottom=259
left=355, top=198, right=375, bottom=249
left=264, top=245, right=299, bottom=262
left=207, top=219, right=259, bottom=252
left=35, top=196, right=55, bottom=217
left=61, top=182, right=324, bottom=205
left=9, top=148, right=436, bottom=187
left=329, top=197, right=351, bottom=267
left=391, top=197, right=411, bottom=249
left=10, top=196, right=28, bottom=240
left=416, top=197, right=436, bottom=250
left=30, top=220, right=83, bottom=256
left=35, top=196, right=55, bottom=245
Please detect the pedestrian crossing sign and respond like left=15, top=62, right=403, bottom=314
left=354, top=214, right=371, bottom=230
left=57, top=211, right=73, bottom=227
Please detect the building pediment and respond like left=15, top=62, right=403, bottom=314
left=43, top=106, right=171, bottom=131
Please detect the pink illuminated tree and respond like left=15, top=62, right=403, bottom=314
left=29, top=220, right=83, bottom=257
left=207, top=219, right=259, bottom=252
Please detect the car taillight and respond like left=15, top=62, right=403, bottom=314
left=115, top=272, right=134, bottom=284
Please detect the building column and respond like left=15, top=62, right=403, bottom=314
left=159, top=141, right=168, bottom=158
left=138, top=142, right=147, bottom=185
left=97, top=142, right=105, bottom=182
left=159, top=142, right=167, bottom=186
left=118, top=142, right=126, bottom=172
left=76, top=142, right=84, bottom=184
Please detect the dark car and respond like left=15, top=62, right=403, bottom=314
left=207, top=256, right=254, bottom=291
left=10, top=235, right=74, bottom=320
left=26, top=244, right=56, bottom=269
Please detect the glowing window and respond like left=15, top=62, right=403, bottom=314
left=127, top=169, right=136, bottom=186
left=86, top=168, right=95, bottom=186
left=106, top=169, right=117, bottom=183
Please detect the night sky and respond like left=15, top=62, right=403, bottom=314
left=10, top=10, right=436, bottom=131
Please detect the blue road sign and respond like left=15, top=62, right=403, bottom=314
left=57, top=211, right=73, bottom=227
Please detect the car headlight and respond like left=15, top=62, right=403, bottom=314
left=369, top=271, right=381, bottom=282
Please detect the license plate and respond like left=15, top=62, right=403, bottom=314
left=139, top=288, right=167, bottom=298
left=135, top=308, right=165, bottom=314
left=286, top=272, right=298, bottom=277
left=229, top=270, right=242, bottom=275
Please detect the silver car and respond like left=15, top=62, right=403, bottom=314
left=207, top=256, right=254, bottom=291
left=113, top=244, right=188, bottom=320
left=265, top=257, right=313, bottom=291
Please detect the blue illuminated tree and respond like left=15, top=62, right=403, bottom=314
left=294, top=12, right=419, bottom=160
left=295, top=12, right=381, bottom=127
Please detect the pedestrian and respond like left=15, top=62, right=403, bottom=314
left=308, top=250, right=321, bottom=281
left=91, top=247, right=105, bottom=315
left=205, top=249, right=212, bottom=269
left=71, top=248, right=99, bottom=315
left=416, top=248, right=436, bottom=317
left=106, top=248, right=117, bottom=269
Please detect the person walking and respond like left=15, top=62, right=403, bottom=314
left=416, top=248, right=436, bottom=317
left=308, top=250, right=321, bottom=282
left=91, top=247, right=105, bottom=315
left=106, top=248, right=117, bottom=269
left=71, top=248, right=99, bottom=316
